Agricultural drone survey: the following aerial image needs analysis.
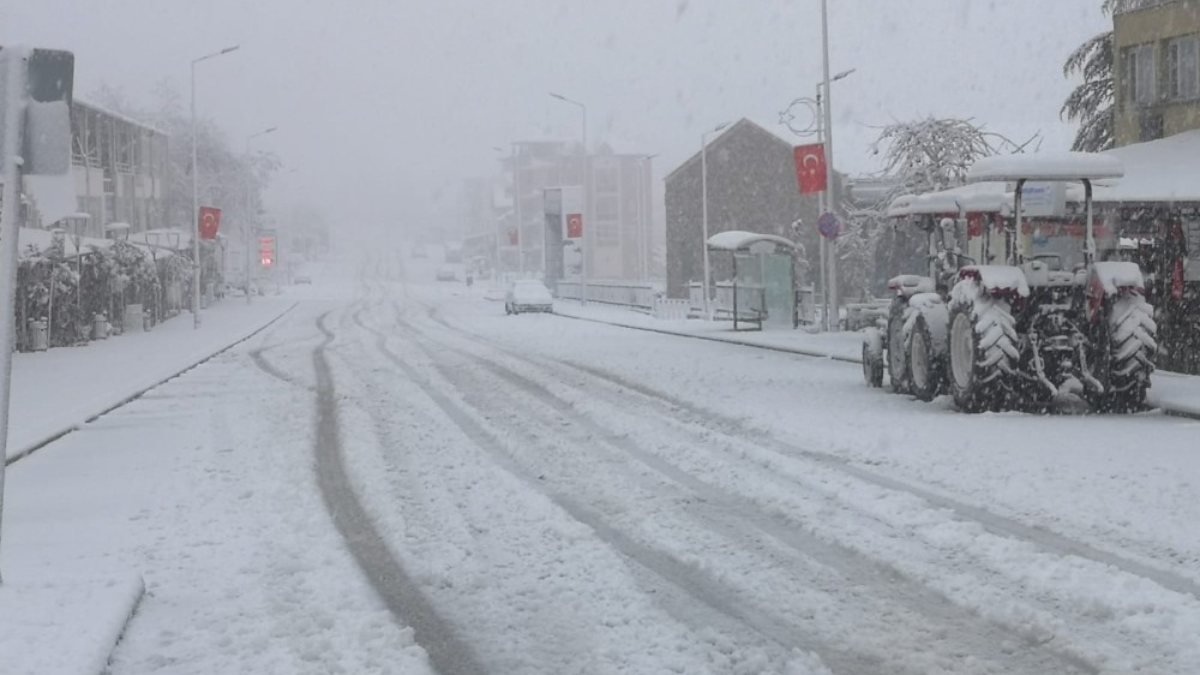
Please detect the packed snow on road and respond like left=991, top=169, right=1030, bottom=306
left=4, top=254, right=1198, bottom=675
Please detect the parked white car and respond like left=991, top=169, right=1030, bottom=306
left=435, top=267, right=457, bottom=282
left=505, top=279, right=553, bottom=314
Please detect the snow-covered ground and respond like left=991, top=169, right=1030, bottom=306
left=5, top=294, right=295, bottom=461
left=1, top=272, right=434, bottom=675
left=6, top=256, right=1200, bottom=674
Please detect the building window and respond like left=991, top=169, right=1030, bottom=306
left=1167, top=35, right=1199, bottom=100
left=1125, top=43, right=1157, bottom=106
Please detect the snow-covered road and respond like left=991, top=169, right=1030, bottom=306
left=16, top=257, right=1198, bottom=674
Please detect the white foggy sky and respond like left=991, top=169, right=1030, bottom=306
left=3, top=0, right=1110, bottom=231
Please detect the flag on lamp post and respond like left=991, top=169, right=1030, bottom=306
left=198, top=206, right=222, bottom=240
left=793, top=144, right=827, bottom=194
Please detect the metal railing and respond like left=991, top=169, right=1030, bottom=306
left=555, top=279, right=664, bottom=312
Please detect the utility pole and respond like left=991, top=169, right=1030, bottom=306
left=190, top=45, right=239, bottom=328
left=820, top=0, right=840, bottom=330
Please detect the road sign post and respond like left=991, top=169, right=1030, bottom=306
left=0, top=45, right=74, bottom=583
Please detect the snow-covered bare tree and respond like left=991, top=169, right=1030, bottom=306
left=89, top=80, right=280, bottom=232
left=869, top=117, right=1040, bottom=195
left=845, top=117, right=1039, bottom=295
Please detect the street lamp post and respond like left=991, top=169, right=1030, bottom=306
left=244, top=126, right=277, bottom=304
left=190, top=44, right=239, bottom=329
left=817, top=0, right=850, bottom=330
left=814, top=67, right=855, bottom=331
left=549, top=92, right=588, bottom=303
left=701, top=121, right=730, bottom=319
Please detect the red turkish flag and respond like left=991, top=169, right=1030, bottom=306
left=566, top=213, right=583, bottom=239
left=198, top=207, right=222, bottom=240
left=794, top=144, right=827, bottom=194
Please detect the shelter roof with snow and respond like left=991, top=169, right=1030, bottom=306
left=706, top=230, right=798, bottom=251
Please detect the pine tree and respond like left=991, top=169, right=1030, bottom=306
left=1061, top=0, right=1161, bottom=151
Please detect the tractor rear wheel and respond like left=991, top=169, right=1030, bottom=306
left=1090, top=293, right=1156, bottom=412
left=948, top=295, right=1017, bottom=412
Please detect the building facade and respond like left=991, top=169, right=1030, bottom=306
left=486, top=140, right=653, bottom=282
left=1114, top=0, right=1200, bottom=145
left=664, top=118, right=821, bottom=298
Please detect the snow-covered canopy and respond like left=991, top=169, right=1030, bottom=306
left=887, top=182, right=1011, bottom=217
left=967, top=152, right=1124, bottom=183
left=706, top=230, right=797, bottom=252
left=1078, top=130, right=1200, bottom=204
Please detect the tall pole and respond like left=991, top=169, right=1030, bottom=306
left=0, top=50, right=30, bottom=579
left=700, top=122, right=728, bottom=319
left=701, top=132, right=712, bottom=318
left=512, top=143, right=521, bottom=276
left=815, top=84, right=828, bottom=331
left=581, top=105, right=588, bottom=304
left=189, top=45, right=239, bottom=329
left=190, top=59, right=200, bottom=327
left=820, top=0, right=840, bottom=330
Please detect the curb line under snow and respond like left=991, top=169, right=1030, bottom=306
left=92, top=575, right=146, bottom=675
left=4, top=302, right=299, bottom=467
left=553, top=308, right=1200, bottom=422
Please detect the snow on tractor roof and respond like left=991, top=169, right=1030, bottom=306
left=706, top=230, right=798, bottom=251
left=966, top=152, right=1124, bottom=183
left=887, top=182, right=1011, bottom=217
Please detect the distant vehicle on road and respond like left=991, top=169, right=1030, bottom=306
left=435, top=267, right=457, bottom=281
left=295, top=275, right=312, bottom=285
left=505, top=279, right=553, bottom=314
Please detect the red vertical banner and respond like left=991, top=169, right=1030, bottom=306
left=259, top=236, right=275, bottom=267
left=198, top=206, right=222, bottom=240
left=793, top=144, right=827, bottom=194
left=566, top=213, right=583, bottom=239
left=508, top=227, right=519, bottom=246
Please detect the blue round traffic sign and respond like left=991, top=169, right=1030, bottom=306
left=817, top=212, right=841, bottom=239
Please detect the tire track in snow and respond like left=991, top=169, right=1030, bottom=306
left=309, top=309, right=488, bottom=675
left=421, top=301, right=1200, bottom=603
left=385, top=303, right=1099, bottom=675
left=364, top=300, right=1100, bottom=675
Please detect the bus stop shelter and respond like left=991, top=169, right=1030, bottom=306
left=705, top=230, right=800, bottom=330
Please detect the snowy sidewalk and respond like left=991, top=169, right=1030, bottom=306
left=550, top=299, right=1200, bottom=418
left=6, top=296, right=295, bottom=462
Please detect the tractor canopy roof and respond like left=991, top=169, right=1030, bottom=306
left=966, top=152, right=1124, bottom=183
left=886, top=182, right=1011, bottom=218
